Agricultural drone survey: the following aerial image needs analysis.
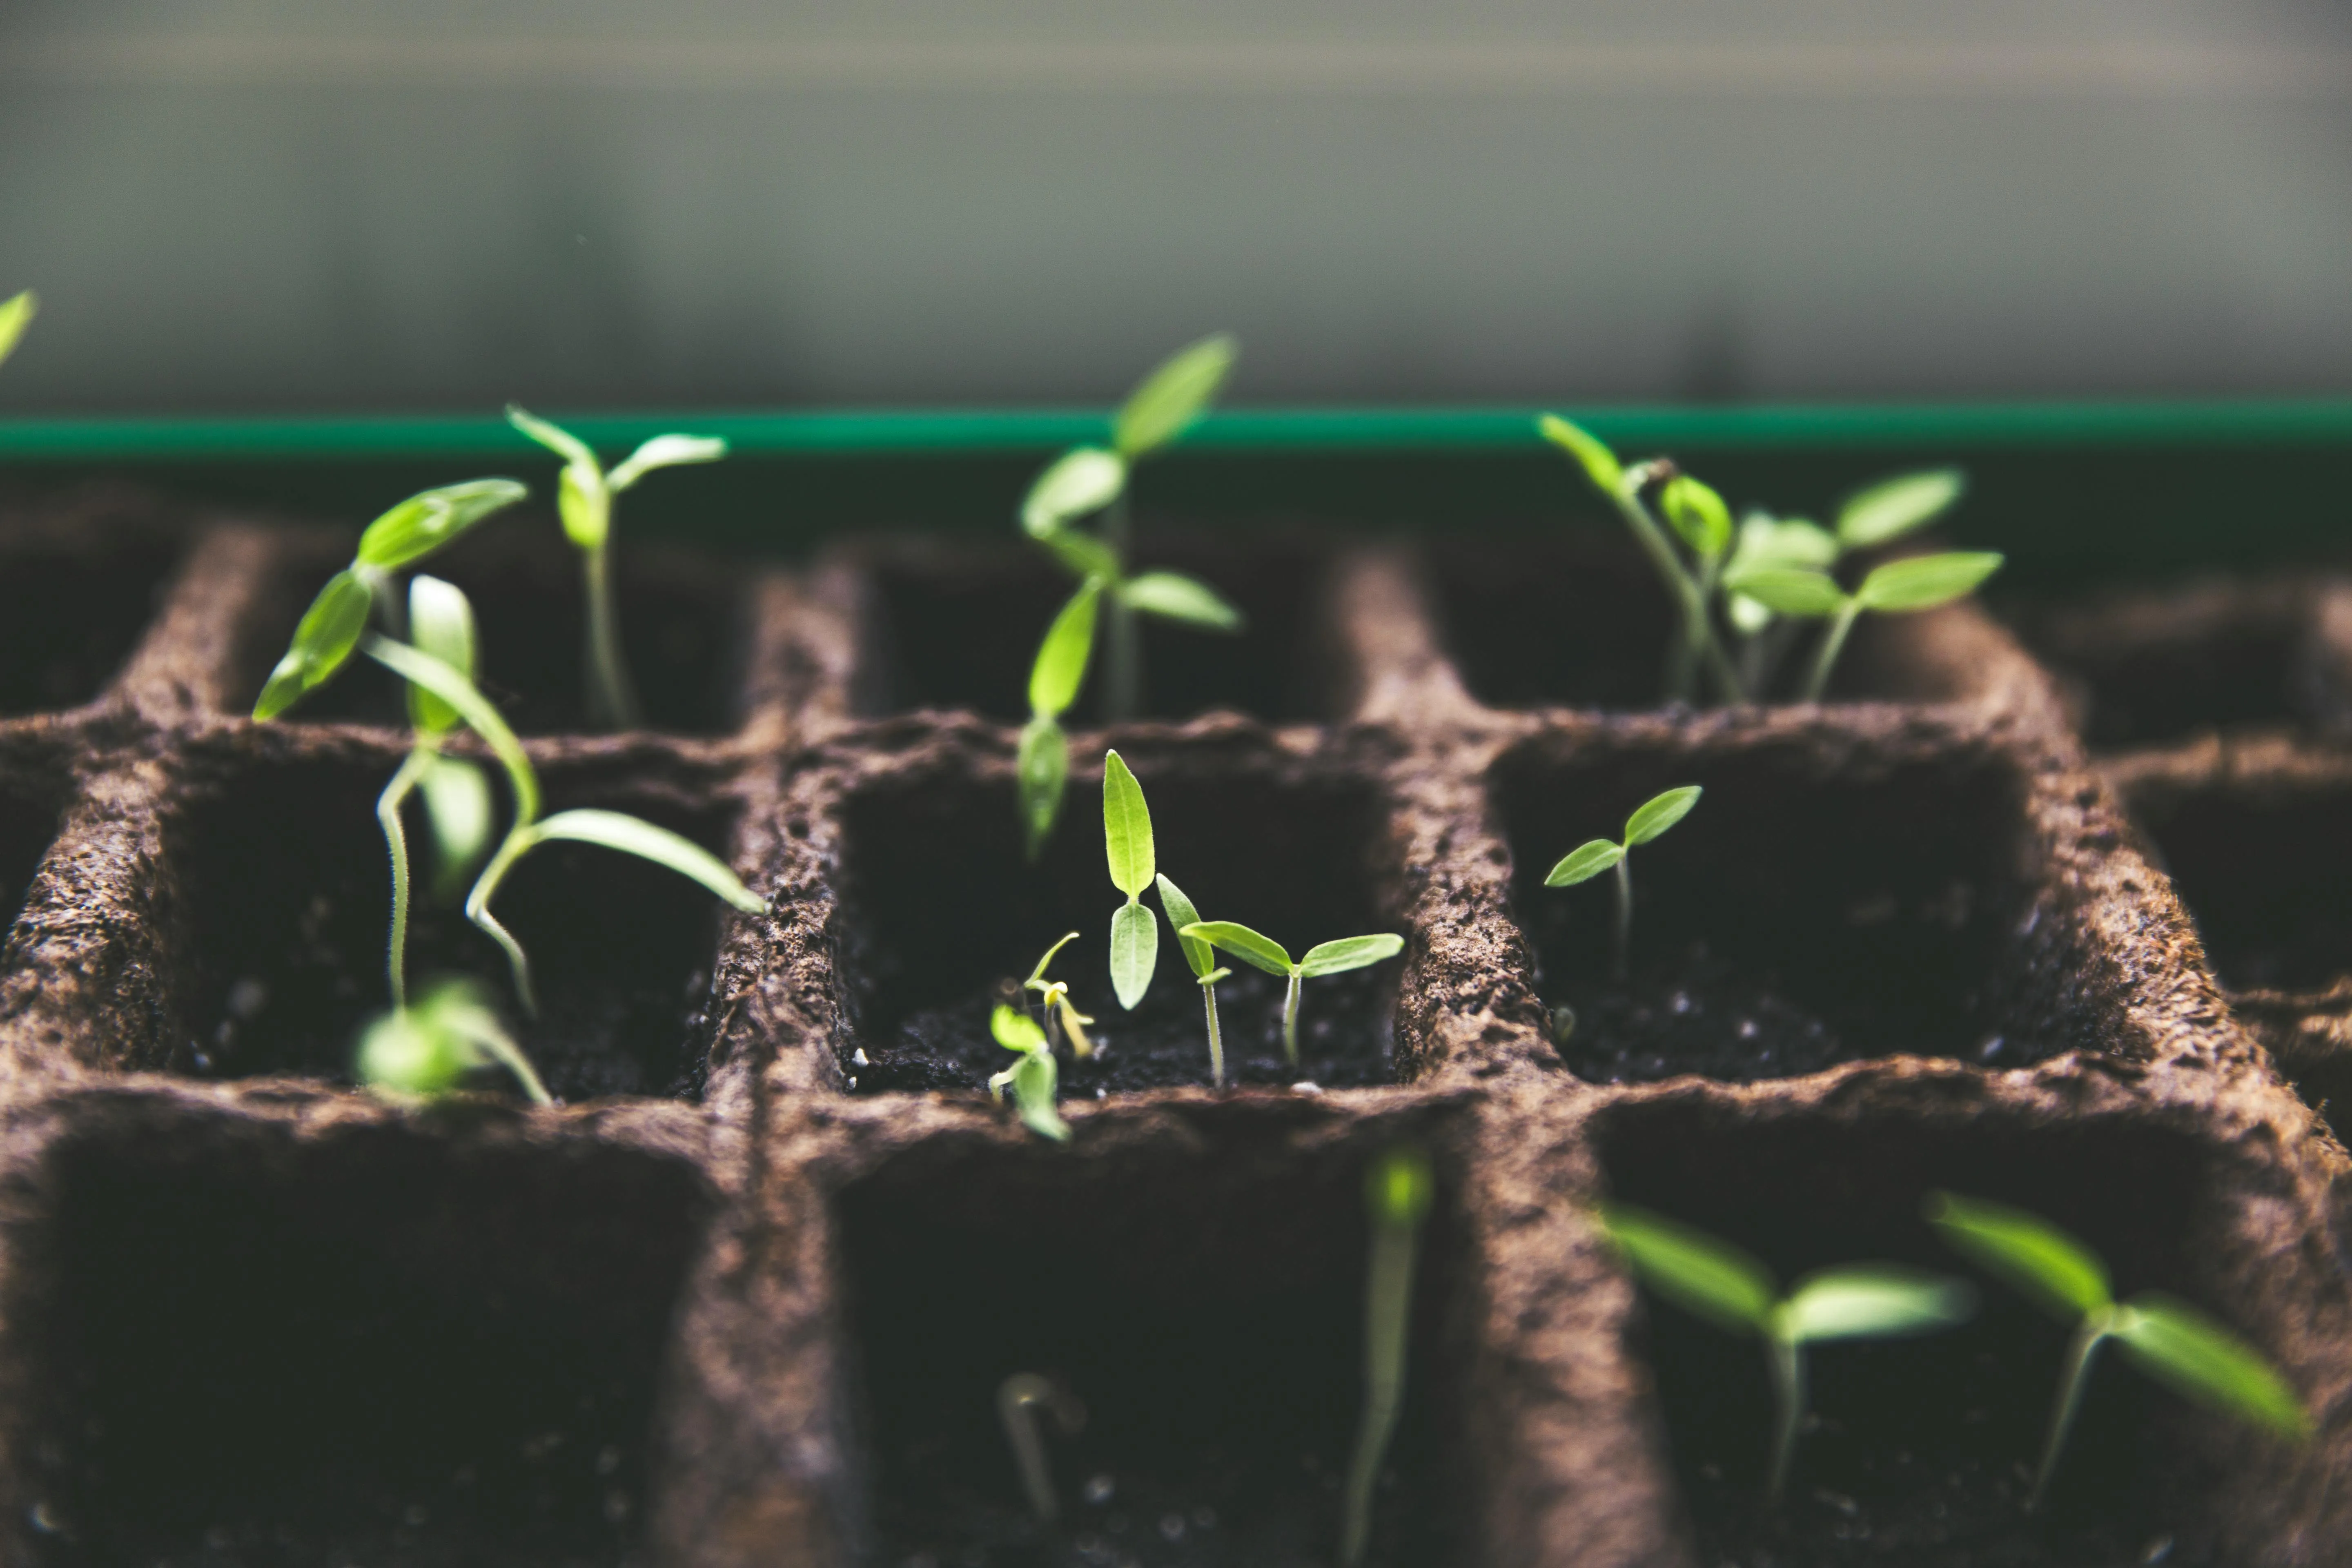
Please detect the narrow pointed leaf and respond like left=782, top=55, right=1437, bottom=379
left=357, top=479, right=531, bottom=570
left=405, top=575, right=477, bottom=736
left=0, top=290, right=34, bottom=368
left=1924, top=1192, right=2111, bottom=1320
left=1120, top=572, right=1243, bottom=631
left=608, top=433, right=726, bottom=492
left=1838, top=469, right=1965, bottom=550
left=1101, top=750, right=1155, bottom=898
left=1180, top=920, right=1292, bottom=977
left=1109, top=900, right=1159, bottom=1010
left=361, top=635, right=539, bottom=823
left=1781, top=1266, right=1976, bottom=1343
left=524, top=808, right=763, bottom=912
left=1298, top=933, right=1405, bottom=977
left=1595, top=1203, right=1776, bottom=1334
left=1029, top=580, right=1102, bottom=718
left=1018, top=714, right=1069, bottom=858
left=1624, top=786, right=1702, bottom=845
left=1114, top=334, right=1236, bottom=457
left=1156, top=874, right=1215, bottom=979
left=1722, top=566, right=1847, bottom=619
left=505, top=404, right=599, bottom=470
left=992, top=1002, right=1049, bottom=1054
left=417, top=755, right=494, bottom=885
left=2112, top=1296, right=2309, bottom=1439
left=1026, top=931, right=1082, bottom=989
left=1537, top=413, right=1624, bottom=492
left=1544, top=839, right=1624, bottom=887
left=1855, top=552, right=2004, bottom=613
left=255, top=568, right=374, bottom=718
left=1022, top=447, right=1126, bottom=538
left=1662, top=475, right=1732, bottom=559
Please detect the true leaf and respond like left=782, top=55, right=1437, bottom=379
left=1155, top=874, right=1215, bottom=979
left=1723, top=566, right=1847, bottom=619
left=1855, top=552, right=2004, bottom=614
left=1537, top=413, right=1623, bottom=492
left=1780, top=1267, right=1976, bottom=1343
left=1597, top=1203, right=1776, bottom=1335
left=1298, top=933, right=1405, bottom=977
left=1120, top=572, right=1243, bottom=631
left=1544, top=839, right=1624, bottom=887
left=2111, top=1296, right=2308, bottom=1438
left=1838, top=469, right=1965, bottom=550
left=1624, top=786, right=1702, bottom=846
left=526, top=808, right=765, bottom=913
left=1109, top=900, right=1158, bottom=1010
left=254, top=569, right=375, bottom=719
left=356, top=479, right=531, bottom=570
left=1114, top=333, right=1236, bottom=458
left=992, top=1002, right=1049, bottom=1054
left=0, top=290, right=34, bottom=368
left=1017, top=714, right=1069, bottom=859
left=405, top=575, right=476, bottom=736
left=417, top=755, right=494, bottom=885
left=1101, top=750, right=1155, bottom=898
left=360, top=635, right=540, bottom=823
left=1662, top=476, right=1732, bottom=559
left=1022, top=447, right=1126, bottom=538
left=1029, top=580, right=1102, bottom=718
left=1924, top=1191, right=2111, bottom=1320
left=608, top=433, right=727, bottom=492
left=1181, top=920, right=1293, bottom=977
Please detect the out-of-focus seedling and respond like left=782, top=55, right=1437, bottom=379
left=1341, top=1143, right=1434, bottom=1568
left=356, top=976, right=551, bottom=1106
left=1727, top=549, right=2004, bottom=703
left=1154, top=874, right=1233, bottom=1086
left=1022, top=931, right=1096, bottom=1059
left=0, top=290, right=35, bottom=369
left=1545, top=786, right=1702, bottom=982
left=989, top=1004, right=1071, bottom=1143
left=998, top=1371, right=1085, bottom=1523
left=1018, top=578, right=1100, bottom=859
left=1925, top=1191, right=2307, bottom=1510
left=507, top=406, right=727, bottom=731
left=1597, top=1201, right=1976, bottom=1501
left=1178, top=921, right=1404, bottom=1068
left=1101, top=750, right=1161, bottom=1011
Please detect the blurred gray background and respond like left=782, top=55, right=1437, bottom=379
left=5, top=1, right=2352, bottom=412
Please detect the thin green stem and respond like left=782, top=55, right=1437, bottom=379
left=2031, top=1313, right=2112, bottom=1511
left=1202, top=978, right=1225, bottom=1087
left=1608, top=482, right=1743, bottom=705
left=584, top=541, right=641, bottom=730
left=1103, top=492, right=1141, bottom=723
left=376, top=747, right=434, bottom=1009
left=1612, top=855, right=1633, bottom=983
left=466, top=827, right=541, bottom=1018
left=1341, top=1213, right=1421, bottom=1567
left=1803, top=600, right=1864, bottom=704
left=1766, top=1328, right=1805, bottom=1502
left=1283, top=969, right=1303, bottom=1067
left=997, top=1374, right=1063, bottom=1524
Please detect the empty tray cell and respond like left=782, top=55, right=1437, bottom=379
left=0, top=524, right=180, bottom=715
left=7, top=1101, right=708, bottom=1566
left=1492, top=727, right=2042, bottom=1083
left=161, top=748, right=743, bottom=1099
left=832, top=746, right=1402, bottom=1094
left=851, top=538, right=1334, bottom=723
left=837, top=1111, right=1468, bottom=1566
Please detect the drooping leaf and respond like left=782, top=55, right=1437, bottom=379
left=992, top=1002, right=1049, bottom=1054
left=0, top=290, right=34, bottom=368
left=1114, top=334, right=1237, bottom=458
left=405, top=575, right=477, bottom=736
left=555, top=462, right=610, bottom=550
left=1101, top=749, right=1156, bottom=898
left=1298, top=933, right=1405, bottom=977
left=1011, top=1047, right=1071, bottom=1141
left=360, top=635, right=540, bottom=823
left=506, top=404, right=599, bottom=470
left=2111, top=1295, right=2308, bottom=1439
left=1662, top=476, right=1732, bottom=559
left=1780, top=1266, right=1977, bottom=1344
left=417, top=755, right=494, bottom=889
left=1029, top=580, right=1103, bottom=718
left=1109, top=900, right=1159, bottom=1010
left=1544, top=839, right=1625, bottom=887
left=1595, top=1203, right=1776, bottom=1336
left=254, top=568, right=376, bottom=719
left=1924, top=1192, right=2111, bottom=1321
left=1018, top=713, right=1069, bottom=859
left=1022, top=447, right=1126, bottom=538
left=1180, top=920, right=1293, bottom=977
left=1838, top=469, right=1966, bottom=550
left=1624, top=786, right=1702, bottom=846
left=1367, top=1144, right=1435, bottom=1230
left=1036, top=526, right=1122, bottom=583
left=1537, top=413, right=1624, bottom=493
left=608, top=433, right=728, bottom=492
left=1121, top=572, right=1243, bottom=632
left=1723, top=566, right=1848, bottom=619
left=356, top=479, right=531, bottom=570
left=1855, top=552, right=2005, bottom=614
left=1156, top=874, right=1215, bottom=979
left=525, top=808, right=764, bottom=913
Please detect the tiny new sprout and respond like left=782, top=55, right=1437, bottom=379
left=1154, top=874, right=1232, bottom=1087
left=1545, top=786, right=1701, bottom=982
left=1018, top=578, right=1100, bottom=860
left=989, top=1004, right=1071, bottom=1142
left=1926, top=1191, right=2307, bottom=1509
left=507, top=406, right=727, bottom=731
left=1597, top=1202, right=1976, bottom=1500
left=1023, top=931, right=1096, bottom=1059
left=0, top=290, right=34, bottom=370
left=357, top=976, right=551, bottom=1106
left=1341, top=1144, right=1434, bottom=1568
left=1101, top=750, right=1161, bottom=1011
left=998, top=1372, right=1085, bottom=1523
left=1178, top=921, right=1405, bottom=1069
left=1727, top=548, right=2004, bottom=703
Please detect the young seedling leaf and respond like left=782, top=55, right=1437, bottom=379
left=1017, top=714, right=1069, bottom=859
left=1011, top=1049, right=1070, bottom=1141
left=1595, top=1203, right=1775, bottom=1335
left=1624, top=785, right=1702, bottom=845
left=1923, top=1191, right=2111, bottom=1320
left=1855, top=551, right=2004, bottom=613
left=1156, top=874, right=1216, bottom=978
left=1181, top=920, right=1293, bottom=977
left=1114, top=333, right=1237, bottom=458
left=405, top=575, right=477, bottom=736
left=526, top=808, right=764, bottom=913
left=608, top=433, right=727, bottom=492
left=1109, top=901, right=1158, bottom=1011
left=361, top=636, right=539, bottom=821
left=992, top=1002, right=1049, bottom=1054
left=0, top=290, right=34, bottom=368
left=356, top=479, right=530, bottom=570
left=2111, top=1296, right=2309, bottom=1439
left=1120, top=571, right=1243, bottom=631
left=1021, top=447, right=1127, bottom=538
left=1838, top=469, right=1965, bottom=550
left=356, top=1004, right=469, bottom=1098
left=1537, top=413, right=1624, bottom=493
left=1723, top=566, right=1847, bottom=619
left=1036, top=526, right=1122, bottom=584
left=1101, top=750, right=1155, bottom=898
left=1729, top=514, right=1839, bottom=576
left=418, top=755, right=494, bottom=889
left=254, top=568, right=375, bottom=719
left=1544, top=839, right=1624, bottom=887
left=506, top=404, right=599, bottom=471
left=1780, top=1267, right=1977, bottom=1343
left=1299, top=933, right=1405, bottom=977
left=1026, top=931, right=1082, bottom=990
left=1029, top=580, right=1103, bottom=717
left=1662, top=475, right=1732, bottom=559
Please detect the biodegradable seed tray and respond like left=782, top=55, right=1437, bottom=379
left=0, top=486, right=2343, bottom=1568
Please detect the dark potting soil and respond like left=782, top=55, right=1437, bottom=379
left=2129, top=787, right=2352, bottom=993
left=168, top=756, right=734, bottom=1101
left=0, top=543, right=180, bottom=714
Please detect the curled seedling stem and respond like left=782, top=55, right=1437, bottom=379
left=997, top=1372, right=1086, bottom=1523
left=989, top=1004, right=1071, bottom=1142
left=1545, top=786, right=1702, bottom=982
left=1179, top=920, right=1405, bottom=1069
left=1341, top=1144, right=1434, bottom=1567
left=1925, top=1191, right=2307, bottom=1510
left=1154, top=873, right=1229, bottom=1086
left=1023, top=931, right=1096, bottom=1059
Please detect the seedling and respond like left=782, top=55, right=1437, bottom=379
left=997, top=1372, right=1085, bottom=1523
left=1596, top=1201, right=1976, bottom=1500
left=1154, top=874, right=1233, bottom=1086
left=1023, top=931, right=1096, bottom=1059
left=507, top=406, right=728, bottom=730
left=356, top=976, right=551, bottom=1106
left=1178, top=921, right=1405, bottom=1069
left=1925, top=1191, right=2307, bottom=1509
left=1018, top=578, right=1100, bottom=859
left=1341, top=1144, right=1434, bottom=1568
left=1101, top=750, right=1161, bottom=1011
left=1544, top=786, right=1702, bottom=982
left=1726, top=549, right=2005, bottom=702
left=0, top=290, right=34, bottom=370
left=989, top=1004, right=1071, bottom=1142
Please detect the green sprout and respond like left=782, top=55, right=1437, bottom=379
left=356, top=976, right=551, bottom=1106
left=1341, top=1144, right=1434, bottom=1568
left=1101, top=749, right=1161, bottom=1011
left=1544, top=785, right=1702, bottom=982
left=989, top=1004, right=1071, bottom=1143
left=1154, top=874, right=1233, bottom=1087
left=1022, top=931, right=1096, bottom=1060
left=1597, top=1201, right=1976, bottom=1501
left=507, top=406, right=728, bottom=730
left=1726, top=548, right=2004, bottom=703
left=1925, top=1191, right=2308, bottom=1510
left=1178, top=922, right=1404, bottom=1069
left=0, top=290, right=35, bottom=369
left=1017, top=578, right=1100, bottom=860
left=997, top=1372, right=1085, bottom=1523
